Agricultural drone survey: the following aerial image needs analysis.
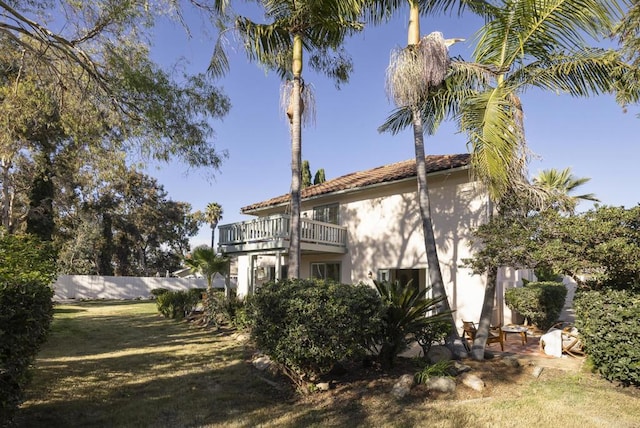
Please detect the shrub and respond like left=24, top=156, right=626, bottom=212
left=504, top=281, right=567, bottom=331
left=0, top=233, right=57, bottom=424
left=574, top=289, right=640, bottom=386
left=249, top=279, right=382, bottom=382
left=150, top=288, right=169, bottom=298
left=414, top=360, right=453, bottom=384
left=373, top=280, right=452, bottom=369
left=155, top=290, right=200, bottom=320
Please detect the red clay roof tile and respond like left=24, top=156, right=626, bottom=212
left=241, top=153, right=470, bottom=213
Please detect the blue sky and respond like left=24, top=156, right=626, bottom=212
left=146, top=7, right=639, bottom=249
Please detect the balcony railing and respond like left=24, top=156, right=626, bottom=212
left=218, top=214, right=347, bottom=251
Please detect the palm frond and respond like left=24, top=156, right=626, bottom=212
left=510, top=48, right=632, bottom=97
left=461, top=86, right=527, bottom=200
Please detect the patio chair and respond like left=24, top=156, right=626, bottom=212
left=462, top=321, right=504, bottom=352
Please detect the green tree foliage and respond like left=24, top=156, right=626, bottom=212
left=466, top=205, right=640, bottom=291
left=301, top=160, right=312, bottom=189
left=1, top=2, right=231, bottom=246
left=372, top=280, right=452, bottom=369
left=0, top=233, right=56, bottom=424
left=56, top=168, right=201, bottom=276
left=504, top=281, right=567, bottom=330
left=248, top=279, right=382, bottom=384
left=313, top=168, right=326, bottom=185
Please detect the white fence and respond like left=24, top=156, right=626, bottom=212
left=53, top=274, right=235, bottom=301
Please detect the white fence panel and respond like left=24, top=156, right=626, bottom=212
left=53, top=274, right=235, bottom=301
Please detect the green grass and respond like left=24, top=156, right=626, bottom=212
left=16, top=301, right=640, bottom=427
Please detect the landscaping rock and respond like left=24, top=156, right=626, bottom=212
left=502, top=356, right=521, bottom=368
left=253, top=356, right=272, bottom=371
left=532, top=366, right=544, bottom=378
left=423, top=376, right=456, bottom=394
left=391, top=374, right=415, bottom=399
left=316, top=382, right=331, bottom=391
left=426, top=345, right=453, bottom=364
left=460, top=373, right=485, bottom=391
left=452, top=361, right=472, bottom=374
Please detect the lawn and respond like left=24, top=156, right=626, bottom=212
left=16, top=301, right=640, bottom=427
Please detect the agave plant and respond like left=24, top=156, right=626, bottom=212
left=372, top=279, right=453, bottom=369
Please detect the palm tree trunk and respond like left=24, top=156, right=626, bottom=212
left=411, top=105, right=464, bottom=355
left=472, top=265, right=498, bottom=360
left=287, top=34, right=303, bottom=279
left=210, top=223, right=216, bottom=251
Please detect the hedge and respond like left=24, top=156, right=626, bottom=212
left=504, top=281, right=567, bottom=331
left=248, top=279, right=383, bottom=381
left=0, top=234, right=56, bottom=425
left=0, top=282, right=54, bottom=424
left=574, top=289, right=640, bottom=386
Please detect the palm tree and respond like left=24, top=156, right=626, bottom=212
left=533, top=168, right=599, bottom=213
left=184, top=245, right=229, bottom=322
left=368, top=0, right=491, bottom=356
left=209, top=0, right=367, bottom=278
left=204, top=202, right=223, bottom=250
left=372, top=0, right=634, bottom=358
left=454, top=0, right=633, bottom=359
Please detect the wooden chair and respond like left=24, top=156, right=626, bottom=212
left=462, top=321, right=504, bottom=351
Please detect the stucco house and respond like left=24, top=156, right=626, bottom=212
left=218, top=153, right=530, bottom=327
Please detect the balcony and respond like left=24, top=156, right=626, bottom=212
left=218, top=214, right=347, bottom=254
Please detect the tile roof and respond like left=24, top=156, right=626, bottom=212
left=241, top=153, right=471, bottom=213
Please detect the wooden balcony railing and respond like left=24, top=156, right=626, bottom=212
left=218, top=214, right=347, bottom=250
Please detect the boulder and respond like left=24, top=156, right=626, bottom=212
left=391, top=374, right=415, bottom=399
left=426, top=345, right=453, bottom=364
left=460, top=373, right=485, bottom=391
left=253, top=356, right=272, bottom=371
left=423, top=376, right=456, bottom=394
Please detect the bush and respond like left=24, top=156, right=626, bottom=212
left=504, top=281, right=567, bottom=330
left=0, top=233, right=57, bottom=425
left=373, top=280, right=452, bottom=369
left=155, top=290, right=201, bottom=320
left=249, top=279, right=383, bottom=381
left=1, top=282, right=54, bottom=424
left=574, top=289, right=640, bottom=386
left=150, top=288, right=169, bottom=298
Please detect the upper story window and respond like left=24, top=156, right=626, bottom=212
left=313, top=203, right=339, bottom=225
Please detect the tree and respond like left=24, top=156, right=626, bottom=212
left=302, top=160, right=312, bottom=189
left=532, top=168, right=599, bottom=213
left=313, top=168, right=326, bottom=185
left=368, top=0, right=490, bottom=355
left=1, top=3, right=231, bottom=241
left=184, top=245, right=230, bottom=322
left=456, top=0, right=635, bottom=360
left=204, top=202, right=223, bottom=251
left=210, top=0, right=367, bottom=278
left=615, top=1, right=640, bottom=116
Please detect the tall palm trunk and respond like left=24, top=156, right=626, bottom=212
left=287, top=33, right=303, bottom=279
left=405, top=1, right=463, bottom=355
left=472, top=264, right=498, bottom=360
left=210, top=222, right=217, bottom=251
left=411, top=105, right=463, bottom=353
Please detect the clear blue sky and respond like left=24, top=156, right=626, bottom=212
left=146, top=6, right=639, bottom=249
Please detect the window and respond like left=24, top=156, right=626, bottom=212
left=313, top=203, right=339, bottom=224
left=311, top=262, right=341, bottom=282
